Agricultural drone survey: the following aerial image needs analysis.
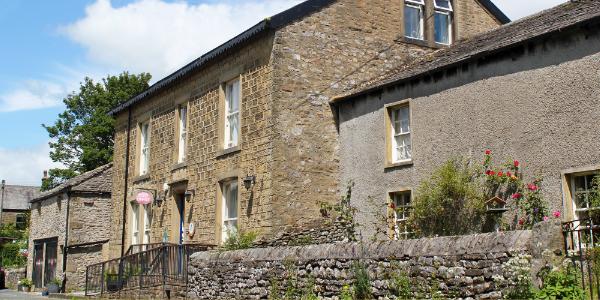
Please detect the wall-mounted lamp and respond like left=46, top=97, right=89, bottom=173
left=184, top=189, right=195, bottom=202
left=154, top=195, right=164, bottom=207
left=243, top=175, right=256, bottom=190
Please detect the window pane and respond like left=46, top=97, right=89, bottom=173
left=574, top=176, right=587, bottom=191
left=434, top=0, right=452, bottom=10
left=404, top=5, right=422, bottom=39
left=231, top=80, right=240, bottom=112
left=395, top=135, right=412, bottom=161
left=227, top=182, right=238, bottom=219
left=434, top=12, right=451, bottom=44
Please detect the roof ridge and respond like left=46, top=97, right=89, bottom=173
left=31, top=163, right=113, bottom=203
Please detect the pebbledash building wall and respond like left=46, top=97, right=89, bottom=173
left=107, top=0, right=508, bottom=256
left=332, top=1, right=600, bottom=239
left=27, top=164, right=112, bottom=291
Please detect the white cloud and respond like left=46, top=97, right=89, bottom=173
left=62, top=0, right=302, bottom=79
left=494, top=0, right=568, bottom=21
left=0, top=143, right=61, bottom=186
left=0, top=80, right=65, bottom=112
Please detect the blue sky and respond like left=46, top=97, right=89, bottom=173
left=0, top=0, right=567, bottom=185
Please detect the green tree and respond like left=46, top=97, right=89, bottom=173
left=42, top=72, right=151, bottom=190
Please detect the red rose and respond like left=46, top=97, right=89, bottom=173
left=489, top=170, right=496, bottom=176
left=514, top=160, right=520, bottom=167
left=527, top=183, right=538, bottom=191
left=389, top=203, right=396, bottom=209
left=518, top=219, right=525, bottom=225
left=506, top=171, right=512, bottom=177
left=511, top=193, right=522, bottom=199
left=485, top=149, right=492, bottom=155
left=497, top=171, right=504, bottom=177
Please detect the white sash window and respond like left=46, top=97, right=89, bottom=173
left=405, top=0, right=425, bottom=40
left=221, top=180, right=239, bottom=242
left=224, top=79, right=240, bottom=149
left=177, top=105, right=188, bottom=163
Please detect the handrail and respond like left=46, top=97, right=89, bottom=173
left=85, top=243, right=215, bottom=296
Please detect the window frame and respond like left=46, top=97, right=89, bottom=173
left=176, top=104, right=188, bottom=164
left=220, top=179, right=239, bottom=243
left=562, top=166, right=600, bottom=222
left=131, top=202, right=140, bottom=245
left=139, top=121, right=151, bottom=176
left=389, top=190, right=413, bottom=240
left=223, top=78, right=241, bottom=150
left=433, top=0, right=453, bottom=45
left=404, top=1, right=425, bottom=40
left=385, top=100, right=413, bottom=167
left=15, top=213, right=26, bottom=230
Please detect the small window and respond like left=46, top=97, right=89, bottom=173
left=404, top=0, right=424, bottom=40
left=15, top=213, right=26, bottom=230
left=224, top=79, right=240, bottom=149
left=390, top=105, right=412, bottom=163
left=177, top=105, right=188, bottom=163
left=221, top=180, right=238, bottom=243
left=434, top=0, right=453, bottom=45
left=131, top=203, right=140, bottom=245
left=569, top=172, right=600, bottom=221
left=391, top=191, right=412, bottom=240
left=139, top=122, right=150, bottom=175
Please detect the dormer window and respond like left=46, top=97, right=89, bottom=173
left=434, top=0, right=453, bottom=45
left=404, top=0, right=425, bottom=40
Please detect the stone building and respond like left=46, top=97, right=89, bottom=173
left=106, top=0, right=508, bottom=257
left=331, top=1, right=600, bottom=239
left=27, top=164, right=112, bottom=291
left=0, top=183, right=38, bottom=229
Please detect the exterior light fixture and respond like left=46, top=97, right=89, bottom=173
left=243, top=175, right=256, bottom=190
left=184, top=189, right=195, bottom=202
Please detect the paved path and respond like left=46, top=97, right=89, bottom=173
left=0, top=289, right=47, bottom=299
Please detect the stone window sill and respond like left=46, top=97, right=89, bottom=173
left=400, top=37, right=447, bottom=49
left=216, top=146, right=240, bottom=159
left=171, top=162, right=187, bottom=172
left=133, top=173, right=151, bottom=183
left=385, top=160, right=414, bottom=170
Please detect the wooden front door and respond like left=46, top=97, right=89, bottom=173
left=32, top=237, right=58, bottom=288
left=32, top=243, right=43, bottom=288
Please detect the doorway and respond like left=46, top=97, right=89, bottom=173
left=32, top=237, right=58, bottom=288
left=175, top=194, right=185, bottom=245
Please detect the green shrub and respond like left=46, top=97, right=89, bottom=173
left=352, top=261, right=372, bottom=299
left=409, top=159, right=486, bottom=237
left=1, top=240, right=27, bottom=267
left=389, top=271, right=411, bottom=299
left=221, top=230, right=258, bottom=251
left=18, top=278, right=32, bottom=288
left=536, top=266, right=585, bottom=300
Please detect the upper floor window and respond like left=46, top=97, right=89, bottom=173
left=391, top=191, right=412, bottom=240
left=16, top=213, right=26, bottom=230
left=139, top=121, right=150, bottom=175
left=224, top=78, right=240, bottom=149
left=177, top=105, right=188, bottom=163
left=390, top=105, right=412, bottom=163
left=434, top=0, right=453, bottom=45
left=404, top=0, right=424, bottom=40
left=221, top=179, right=238, bottom=243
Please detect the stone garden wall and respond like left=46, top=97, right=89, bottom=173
left=187, top=221, right=564, bottom=300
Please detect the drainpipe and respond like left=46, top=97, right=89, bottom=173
left=0, top=180, right=5, bottom=225
left=120, top=107, right=132, bottom=258
left=61, top=192, right=71, bottom=292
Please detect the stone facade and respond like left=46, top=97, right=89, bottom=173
left=27, top=165, right=112, bottom=291
left=186, top=222, right=562, bottom=299
left=109, top=0, right=504, bottom=257
left=334, top=4, right=600, bottom=238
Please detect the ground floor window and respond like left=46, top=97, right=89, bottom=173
left=131, top=203, right=151, bottom=245
left=390, top=190, right=412, bottom=240
left=566, top=171, right=600, bottom=221
left=221, top=179, right=238, bottom=243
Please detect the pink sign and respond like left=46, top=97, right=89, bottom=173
left=136, top=191, right=153, bottom=205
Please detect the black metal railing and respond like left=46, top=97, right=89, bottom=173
left=562, top=218, right=600, bottom=299
left=85, top=243, right=213, bottom=296
left=125, top=243, right=164, bottom=256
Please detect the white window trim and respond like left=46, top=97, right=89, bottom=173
left=404, top=3, right=425, bottom=40
left=434, top=9, right=453, bottom=45
left=143, top=204, right=151, bottom=244
left=131, top=203, right=140, bottom=245
left=221, top=180, right=239, bottom=243
left=570, top=172, right=599, bottom=219
left=139, top=121, right=150, bottom=175
left=224, top=78, right=241, bottom=150
left=391, top=191, right=413, bottom=240
left=406, top=0, right=425, bottom=5
left=433, top=0, right=453, bottom=11
left=390, top=106, right=412, bottom=163
left=177, top=105, right=188, bottom=163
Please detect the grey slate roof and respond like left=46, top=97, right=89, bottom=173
left=30, top=164, right=112, bottom=203
left=331, top=0, right=600, bottom=104
left=108, top=0, right=508, bottom=115
left=1, top=185, right=39, bottom=210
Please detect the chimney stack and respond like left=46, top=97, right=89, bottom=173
left=43, top=170, right=48, bottom=179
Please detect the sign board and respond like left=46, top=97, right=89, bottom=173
left=136, top=191, right=153, bottom=205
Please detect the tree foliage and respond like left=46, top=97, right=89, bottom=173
left=42, top=72, right=151, bottom=190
